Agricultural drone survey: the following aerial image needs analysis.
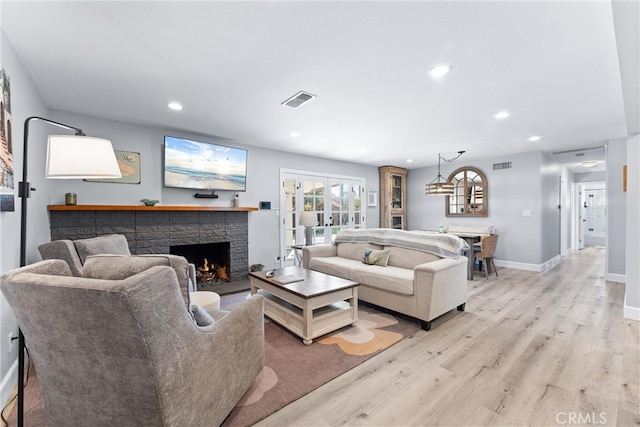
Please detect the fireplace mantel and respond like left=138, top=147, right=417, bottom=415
left=48, top=204, right=258, bottom=212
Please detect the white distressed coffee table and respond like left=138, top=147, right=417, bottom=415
left=249, top=266, right=359, bottom=345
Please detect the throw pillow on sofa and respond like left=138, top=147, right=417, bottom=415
left=363, top=248, right=391, bottom=267
left=190, top=304, right=215, bottom=326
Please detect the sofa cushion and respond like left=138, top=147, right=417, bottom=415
left=336, top=242, right=383, bottom=261
left=350, top=265, right=414, bottom=296
left=385, top=246, right=441, bottom=270
left=308, top=256, right=360, bottom=279
left=363, top=248, right=391, bottom=267
left=74, top=234, right=131, bottom=264
left=37, top=240, right=84, bottom=277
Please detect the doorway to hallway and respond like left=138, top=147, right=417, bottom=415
left=579, top=182, right=606, bottom=249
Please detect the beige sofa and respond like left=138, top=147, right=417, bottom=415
left=303, top=228, right=469, bottom=330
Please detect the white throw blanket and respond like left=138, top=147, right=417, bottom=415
left=333, top=228, right=469, bottom=258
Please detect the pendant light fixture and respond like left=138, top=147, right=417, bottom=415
left=425, top=151, right=465, bottom=196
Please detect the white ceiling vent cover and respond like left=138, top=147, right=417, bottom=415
left=281, top=91, right=316, bottom=108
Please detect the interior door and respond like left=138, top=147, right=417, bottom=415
left=579, top=189, right=585, bottom=250
left=583, top=187, right=606, bottom=247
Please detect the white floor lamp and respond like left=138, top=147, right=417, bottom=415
left=17, top=116, right=121, bottom=427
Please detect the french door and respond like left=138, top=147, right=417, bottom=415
left=280, top=170, right=366, bottom=267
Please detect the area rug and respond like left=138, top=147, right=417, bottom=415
left=5, top=295, right=419, bottom=427
left=222, top=303, right=420, bottom=426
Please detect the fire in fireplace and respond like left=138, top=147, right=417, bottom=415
left=170, top=242, right=231, bottom=285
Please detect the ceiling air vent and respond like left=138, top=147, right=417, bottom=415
left=493, top=161, right=512, bottom=170
left=281, top=91, right=316, bottom=108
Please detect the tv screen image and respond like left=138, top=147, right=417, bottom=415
left=164, top=136, right=247, bottom=192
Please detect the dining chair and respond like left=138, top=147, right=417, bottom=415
left=474, top=234, right=499, bottom=279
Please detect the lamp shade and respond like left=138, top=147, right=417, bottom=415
left=299, top=211, right=316, bottom=227
left=46, top=135, right=122, bottom=179
left=425, top=182, right=454, bottom=196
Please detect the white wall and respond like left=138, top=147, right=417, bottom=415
left=0, top=30, right=52, bottom=405
left=540, top=153, right=562, bottom=263
left=574, top=170, right=607, bottom=182
left=407, top=151, right=554, bottom=269
left=559, top=166, right=574, bottom=256
left=625, top=134, right=639, bottom=319
left=606, top=138, right=627, bottom=279
left=49, top=110, right=381, bottom=270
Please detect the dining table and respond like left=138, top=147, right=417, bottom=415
left=447, top=232, right=486, bottom=280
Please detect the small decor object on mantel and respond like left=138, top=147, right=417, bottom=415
left=140, top=198, right=159, bottom=206
left=65, top=193, right=77, bottom=206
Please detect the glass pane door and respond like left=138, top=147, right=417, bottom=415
left=283, top=176, right=298, bottom=266
left=330, top=181, right=350, bottom=241
left=353, top=182, right=364, bottom=229
left=280, top=170, right=366, bottom=267
left=301, top=176, right=327, bottom=244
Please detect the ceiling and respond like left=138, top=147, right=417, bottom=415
left=2, top=1, right=635, bottom=172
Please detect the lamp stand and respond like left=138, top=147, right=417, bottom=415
left=304, top=226, right=314, bottom=246
left=16, top=116, right=86, bottom=427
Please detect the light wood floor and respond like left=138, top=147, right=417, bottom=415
left=257, top=247, right=640, bottom=426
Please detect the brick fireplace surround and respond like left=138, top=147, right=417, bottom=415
left=47, top=205, right=257, bottom=281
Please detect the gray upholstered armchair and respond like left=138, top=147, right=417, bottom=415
left=1, top=259, right=264, bottom=426
left=37, top=234, right=198, bottom=292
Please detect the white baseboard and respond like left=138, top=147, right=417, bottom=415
left=0, top=358, right=17, bottom=409
left=494, top=260, right=540, bottom=271
left=495, top=255, right=561, bottom=273
left=624, top=305, right=640, bottom=321
left=606, top=273, right=626, bottom=284
left=541, top=255, right=562, bottom=272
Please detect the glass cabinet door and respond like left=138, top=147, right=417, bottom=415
left=392, top=174, right=403, bottom=210
left=379, top=166, right=407, bottom=229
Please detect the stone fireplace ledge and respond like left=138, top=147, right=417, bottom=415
left=48, top=204, right=258, bottom=212
left=47, top=205, right=252, bottom=281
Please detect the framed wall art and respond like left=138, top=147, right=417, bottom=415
left=86, top=150, right=141, bottom=184
left=1, top=66, right=15, bottom=211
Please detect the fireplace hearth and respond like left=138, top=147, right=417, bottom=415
left=171, top=242, right=231, bottom=284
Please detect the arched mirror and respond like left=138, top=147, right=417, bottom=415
left=445, top=167, right=487, bottom=217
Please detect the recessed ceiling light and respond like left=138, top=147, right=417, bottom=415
left=360, top=148, right=367, bottom=153
left=581, top=161, right=599, bottom=168
left=168, top=102, right=183, bottom=111
left=429, top=64, right=452, bottom=79
left=528, top=135, right=542, bottom=142
left=494, top=111, right=510, bottom=119
left=289, top=131, right=301, bottom=138
left=406, top=159, right=414, bottom=163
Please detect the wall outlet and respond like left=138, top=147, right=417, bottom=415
left=8, top=332, right=13, bottom=354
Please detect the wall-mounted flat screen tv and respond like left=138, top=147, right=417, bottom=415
left=164, top=136, right=247, bottom=192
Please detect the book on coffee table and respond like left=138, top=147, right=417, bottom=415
left=273, top=274, right=304, bottom=284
